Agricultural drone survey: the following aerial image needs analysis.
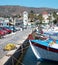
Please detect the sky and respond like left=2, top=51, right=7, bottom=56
left=0, top=0, right=58, bottom=9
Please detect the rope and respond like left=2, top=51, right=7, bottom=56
left=14, top=45, right=29, bottom=53
left=6, top=44, right=29, bottom=65
left=12, top=56, right=24, bottom=65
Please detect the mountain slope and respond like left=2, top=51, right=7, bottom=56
left=0, top=5, right=58, bottom=16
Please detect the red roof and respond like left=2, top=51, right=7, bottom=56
left=42, top=11, right=48, bottom=15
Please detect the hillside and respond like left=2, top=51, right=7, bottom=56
left=0, top=5, right=58, bottom=16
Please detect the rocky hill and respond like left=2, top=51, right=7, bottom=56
left=0, top=5, right=58, bottom=16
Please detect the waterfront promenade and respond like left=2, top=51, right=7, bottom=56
left=0, top=26, right=34, bottom=65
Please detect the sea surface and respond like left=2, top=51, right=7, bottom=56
left=17, top=46, right=58, bottom=65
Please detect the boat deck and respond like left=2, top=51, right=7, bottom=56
left=31, top=39, right=58, bottom=47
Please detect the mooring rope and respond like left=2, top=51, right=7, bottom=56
left=12, top=56, right=24, bottom=65
left=8, top=44, right=30, bottom=65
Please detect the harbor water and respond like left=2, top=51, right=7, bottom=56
left=16, top=46, right=58, bottom=65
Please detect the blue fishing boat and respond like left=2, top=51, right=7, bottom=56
left=28, top=34, right=58, bottom=61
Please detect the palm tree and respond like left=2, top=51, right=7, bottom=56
left=38, top=14, right=44, bottom=24
left=48, top=15, right=52, bottom=24
left=56, top=15, right=58, bottom=25
left=29, top=10, right=35, bottom=22
left=53, top=11, right=57, bottom=19
left=37, top=14, right=44, bottom=32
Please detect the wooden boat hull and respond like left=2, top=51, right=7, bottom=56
left=29, top=40, right=58, bottom=61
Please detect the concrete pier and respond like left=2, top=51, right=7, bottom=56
left=0, top=27, right=35, bottom=65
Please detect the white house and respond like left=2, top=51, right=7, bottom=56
left=3, top=18, right=9, bottom=26
left=42, top=11, right=49, bottom=23
left=23, top=11, right=28, bottom=26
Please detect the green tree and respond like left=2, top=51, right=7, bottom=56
left=29, top=10, right=35, bottom=22
left=53, top=19, right=57, bottom=24
left=38, top=14, right=44, bottom=24
left=48, top=15, right=52, bottom=24
left=37, top=14, right=44, bottom=31
left=53, top=11, right=57, bottom=19
left=53, top=11, right=58, bottom=24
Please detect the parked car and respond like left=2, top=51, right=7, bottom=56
left=0, top=28, right=6, bottom=36
left=20, top=25, right=27, bottom=29
left=0, top=27, right=12, bottom=34
left=15, top=26, right=21, bottom=31
left=0, top=27, right=8, bottom=34
left=5, top=26, right=17, bottom=32
left=2, top=27, right=12, bottom=34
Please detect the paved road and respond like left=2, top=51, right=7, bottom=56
left=0, top=27, right=33, bottom=59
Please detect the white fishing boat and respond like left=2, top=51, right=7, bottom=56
left=42, top=26, right=58, bottom=40
left=49, top=35, right=58, bottom=40
left=42, top=26, right=58, bottom=34
left=28, top=34, right=58, bottom=61
left=43, top=33, right=58, bottom=40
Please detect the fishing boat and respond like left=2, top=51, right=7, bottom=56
left=49, top=35, right=58, bottom=40
left=42, top=26, right=58, bottom=34
left=28, top=34, right=58, bottom=61
left=43, top=33, right=58, bottom=40
left=42, top=26, right=58, bottom=40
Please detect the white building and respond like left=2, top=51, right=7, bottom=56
left=42, top=11, right=49, bottom=23
left=3, top=18, right=9, bottom=26
left=23, top=11, right=28, bottom=26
